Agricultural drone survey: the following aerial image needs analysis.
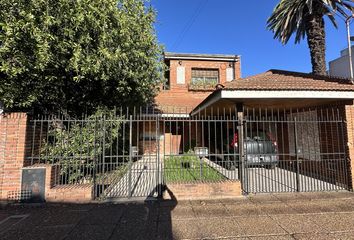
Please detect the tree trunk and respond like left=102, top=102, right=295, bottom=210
left=305, top=5, right=327, bottom=76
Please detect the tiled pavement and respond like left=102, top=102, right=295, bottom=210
left=0, top=192, right=353, bottom=240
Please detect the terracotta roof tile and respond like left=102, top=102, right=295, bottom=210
left=224, top=69, right=354, bottom=91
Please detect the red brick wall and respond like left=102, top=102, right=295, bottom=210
left=165, top=181, right=241, bottom=200
left=19, top=164, right=93, bottom=203
left=168, top=59, right=241, bottom=89
left=139, top=133, right=182, bottom=155
left=45, top=185, right=92, bottom=203
left=0, top=113, right=28, bottom=200
left=155, top=91, right=211, bottom=113
left=155, top=58, right=241, bottom=112
left=0, top=113, right=93, bottom=203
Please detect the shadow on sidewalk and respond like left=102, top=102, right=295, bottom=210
left=0, top=185, right=178, bottom=240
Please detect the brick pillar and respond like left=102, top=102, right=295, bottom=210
left=0, top=113, right=28, bottom=200
left=345, top=104, right=354, bottom=190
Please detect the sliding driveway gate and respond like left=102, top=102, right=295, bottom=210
left=27, top=106, right=351, bottom=200
left=240, top=107, right=350, bottom=193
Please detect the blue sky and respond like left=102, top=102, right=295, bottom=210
left=150, top=0, right=349, bottom=77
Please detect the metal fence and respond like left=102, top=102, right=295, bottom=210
left=26, top=106, right=351, bottom=199
left=241, top=107, right=349, bottom=193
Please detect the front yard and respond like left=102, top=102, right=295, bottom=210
left=164, top=154, right=225, bottom=183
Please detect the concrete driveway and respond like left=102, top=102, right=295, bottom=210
left=244, top=167, right=346, bottom=193
left=1, top=191, right=353, bottom=240
left=104, top=155, right=162, bottom=199
left=203, top=158, right=346, bottom=193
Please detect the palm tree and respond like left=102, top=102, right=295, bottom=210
left=267, top=0, right=353, bottom=76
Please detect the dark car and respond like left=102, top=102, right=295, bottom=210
left=223, top=129, right=279, bottom=169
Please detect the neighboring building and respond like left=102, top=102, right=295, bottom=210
left=329, top=46, right=354, bottom=78
left=155, top=52, right=241, bottom=113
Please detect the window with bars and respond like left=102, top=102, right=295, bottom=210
left=190, top=68, right=219, bottom=89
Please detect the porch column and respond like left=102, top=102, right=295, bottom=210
left=345, top=103, right=354, bottom=190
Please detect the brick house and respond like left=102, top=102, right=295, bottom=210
left=147, top=60, right=354, bottom=194
left=1, top=53, right=354, bottom=202
left=139, top=54, right=354, bottom=196
left=155, top=52, right=241, bottom=112
left=139, top=52, right=241, bottom=155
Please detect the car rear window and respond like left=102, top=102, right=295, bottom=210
left=247, top=131, right=270, bottom=141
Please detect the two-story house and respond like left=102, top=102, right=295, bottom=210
left=155, top=52, right=241, bottom=113
left=139, top=52, right=241, bottom=156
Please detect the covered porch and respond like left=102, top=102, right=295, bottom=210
left=188, top=70, right=354, bottom=193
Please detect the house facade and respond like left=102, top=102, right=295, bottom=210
left=138, top=52, right=241, bottom=156
left=1, top=53, right=354, bottom=202
left=155, top=52, right=241, bottom=113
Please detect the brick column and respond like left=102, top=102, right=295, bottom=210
left=345, top=104, right=354, bottom=190
left=0, top=113, right=28, bottom=200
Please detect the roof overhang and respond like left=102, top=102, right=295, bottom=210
left=191, top=89, right=354, bottom=115
left=164, top=52, right=240, bottom=62
left=222, top=90, right=354, bottom=99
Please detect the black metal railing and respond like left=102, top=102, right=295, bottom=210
left=25, top=106, right=351, bottom=199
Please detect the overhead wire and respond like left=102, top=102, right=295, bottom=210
left=172, top=0, right=209, bottom=50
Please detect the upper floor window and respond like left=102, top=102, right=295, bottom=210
left=190, top=68, right=219, bottom=89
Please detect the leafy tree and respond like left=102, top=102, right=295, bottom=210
left=41, top=108, right=124, bottom=184
left=267, top=0, right=353, bottom=76
left=0, top=0, right=163, bottom=116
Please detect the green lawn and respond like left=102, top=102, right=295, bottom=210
left=164, top=154, right=225, bottom=183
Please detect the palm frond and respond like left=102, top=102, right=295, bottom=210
left=267, top=0, right=354, bottom=44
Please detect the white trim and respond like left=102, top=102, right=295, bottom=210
left=176, top=66, right=185, bottom=84
left=167, top=56, right=239, bottom=62
left=191, top=89, right=354, bottom=115
left=161, top=114, right=190, bottom=118
left=141, top=113, right=190, bottom=118
left=221, top=90, right=354, bottom=99
left=22, top=166, right=47, bottom=169
left=226, top=68, right=234, bottom=82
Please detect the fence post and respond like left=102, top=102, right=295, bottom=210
left=128, top=115, right=133, bottom=198
left=294, top=117, right=300, bottom=192
left=101, top=115, right=106, bottom=195
left=156, top=114, right=161, bottom=197
left=92, top=116, right=98, bottom=200
left=237, top=103, right=245, bottom=192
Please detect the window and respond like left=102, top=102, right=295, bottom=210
left=191, top=68, right=219, bottom=89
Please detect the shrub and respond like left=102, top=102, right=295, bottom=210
left=41, top=109, right=122, bottom=184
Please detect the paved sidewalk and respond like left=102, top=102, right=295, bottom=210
left=0, top=192, right=354, bottom=240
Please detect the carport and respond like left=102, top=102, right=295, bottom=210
left=190, top=69, right=354, bottom=193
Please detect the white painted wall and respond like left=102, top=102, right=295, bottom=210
left=329, top=46, right=354, bottom=78
left=176, top=66, right=185, bottom=84
left=226, top=67, right=234, bottom=82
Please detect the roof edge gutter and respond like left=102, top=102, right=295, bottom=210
left=165, top=56, right=240, bottom=62
left=191, top=89, right=354, bottom=115
left=190, top=91, right=222, bottom=116
left=221, top=90, right=354, bottom=99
